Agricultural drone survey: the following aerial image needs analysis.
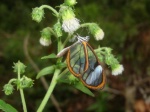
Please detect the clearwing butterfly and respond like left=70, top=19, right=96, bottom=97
left=57, top=35, right=106, bottom=90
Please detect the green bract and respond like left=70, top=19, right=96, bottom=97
left=13, top=61, right=26, bottom=74
left=3, top=84, right=14, bottom=95
left=53, top=22, right=62, bottom=37
left=41, top=27, right=51, bottom=39
left=105, top=54, right=119, bottom=66
left=32, top=7, right=44, bottom=23
left=64, top=0, right=77, bottom=6
left=20, top=76, right=34, bottom=88
left=88, top=23, right=104, bottom=40
left=60, top=6, right=75, bottom=20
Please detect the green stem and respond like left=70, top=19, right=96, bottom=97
left=8, top=78, right=17, bottom=84
left=47, top=27, right=58, bottom=38
left=40, top=5, right=59, bottom=17
left=37, top=69, right=60, bottom=112
left=18, top=64, right=27, bottom=112
left=57, top=68, right=69, bottom=79
left=63, top=33, right=72, bottom=47
left=79, top=23, right=92, bottom=29
left=20, top=89, right=27, bottom=112
left=62, top=23, right=92, bottom=47
left=58, top=37, right=63, bottom=53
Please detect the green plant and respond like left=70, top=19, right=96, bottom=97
left=1, top=0, right=123, bottom=112
left=31, top=0, right=123, bottom=111
left=2, top=61, right=34, bottom=112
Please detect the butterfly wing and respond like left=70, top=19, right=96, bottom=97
left=67, top=41, right=106, bottom=89
left=80, top=42, right=106, bottom=89
left=67, top=42, right=89, bottom=77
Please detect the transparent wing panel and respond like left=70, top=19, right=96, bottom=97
left=69, top=43, right=86, bottom=75
left=81, top=46, right=103, bottom=86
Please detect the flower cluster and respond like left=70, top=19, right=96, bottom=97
left=60, top=6, right=80, bottom=33
left=3, top=61, right=34, bottom=95
left=31, top=0, right=124, bottom=81
left=96, top=48, right=124, bottom=75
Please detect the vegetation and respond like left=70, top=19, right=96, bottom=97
left=0, top=0, right=150, bottom=112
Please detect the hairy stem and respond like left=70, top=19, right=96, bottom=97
left=24, top=36, right=62, bottom=112
left=20, top=89, right=27, bottom=112
left=37, top=69, right=60, bottom=112
left=63, top=33, right=72, bottom=47
left=40, top=5, right=59, bottom=17
left=18, top=63, right=27, bottom=112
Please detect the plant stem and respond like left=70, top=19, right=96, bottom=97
left=18, top=63, right=27, bottom=112
left=8, top=78, right=17, bottom=84
left=40, top=5, right=59, bottom=17
left=57, top=68, right=69, bottom=79
left=37, top=69, right=60, bottom=112
left=58, top=37, right=63, bottom=53
left=63, top=33, right=72, bottom=47
left=20, top=89, right=27, bottom=112
left=79, top=23, right=92, bottom=28
left=62, top=23, right=92, bottom=47
left=47, top=27, right=58, bottom=38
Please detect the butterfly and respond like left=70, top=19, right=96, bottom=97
left=57, top=35, right=106, bottom=89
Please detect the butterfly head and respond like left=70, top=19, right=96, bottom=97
left=76, top=35, right=89, bottom=42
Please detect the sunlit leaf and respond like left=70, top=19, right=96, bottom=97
left=0, top=100, right=18, bottom=112
left=57, top=71, right=95, bottom=97
left=36, top=66, right=55, bottom=79
left=73, top=82, right=95, bottom=97
left=41, top=53, right=57, bottom=59
left=56, top=63, right=67, bottom=69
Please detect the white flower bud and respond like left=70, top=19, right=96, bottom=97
left=112, top=64, right=124, bottom=76
left=39, top=37, right=51, bottom=46
left=60, top=6, right=80, bottom=33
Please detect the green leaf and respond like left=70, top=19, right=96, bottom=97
left=57, top=71, right=94, bottom=97
left=36, top=66, right=55, bottom=79
left=73, top=82, right=95, bottom=97
left=0, top=100, right=18, bottom=112
left=56, top=63, right=67, bottom=69
left=41, top=53, right=57, bottom=59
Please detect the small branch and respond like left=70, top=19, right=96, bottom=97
left=47, top=27, right=58, bottom=38
left=79, top=23, right=92, bottom=28
left=63, top=33, right=72, bottom=47
left=40, top=5, right=59, bottom=17
left=62, top=23, right=92, bottom=47
left=23, top=35, right=62, bottom=112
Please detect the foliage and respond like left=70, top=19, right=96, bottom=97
left=0, top=100, right=18, bottom=112
left=0, top=0, right=150, bottom=112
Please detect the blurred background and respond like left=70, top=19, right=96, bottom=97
left=0, top=0, right=150, bottom=112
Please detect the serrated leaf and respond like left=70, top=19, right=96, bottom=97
left=36, top=66, right=55, bottom=79
left=0, top=100, right=18, bottom=112
left=74, top=82, right=95, bottom=97
left=41, top=53, right=57, bottom=59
